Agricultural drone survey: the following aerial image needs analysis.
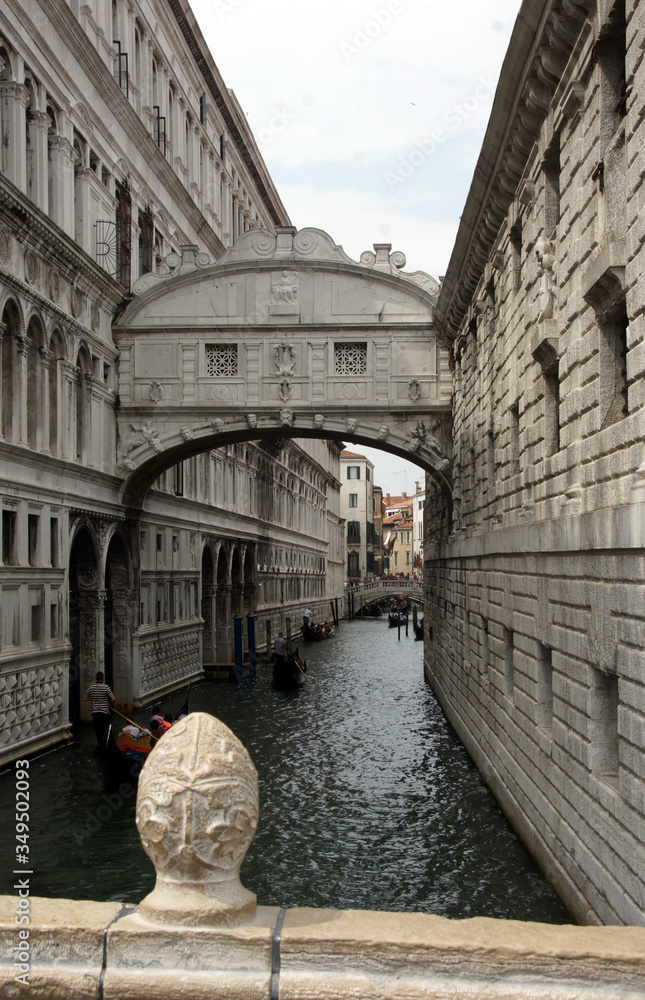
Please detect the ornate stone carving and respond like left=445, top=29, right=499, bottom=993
left=149, top=381, right=164, bottom=403
left=535, top=238, right=556, bottom=320
left=0, top=225, right=10, bottom=267
left=346, top=418, right=357, bottom=433
left=279, top=408, right=294, bottom=428
left=271, top=270, right=298, bottom=304
left=136, top=713, right=258, bottom=927
left=274, top=342, right=295, bottom=376
left=246, top=413, right=257, bottom=429
left=212, top=418, right=225, bottom=434
left=279, top=379, right=293, bottom=402
left=24, top=249, right=39, bottom=285
left=131, top=420, right=163, bottom=452
left=180, top=426, right=194, bottom=441
left=377, top=424, right=389, bottom=441
left=71, top=286, right=83, bottom=319
left=407, top=379, right=422, bottom=401
left=314, top=413, right=325, bottom=429
left=90, top=302, right=100, bottom=331
left=48, top=269, right=61, bottom=303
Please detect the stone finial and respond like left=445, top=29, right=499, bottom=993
left=136, top=713, right=259, bottom=928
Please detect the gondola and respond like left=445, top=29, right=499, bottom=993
left=101, top=684, right=191, bottom=778
left=273, top=649, right=308, bottom=689
left=302, top=622, right=333, bottom=642
left=388, top=612, right=408, bottom=628
left=368, top=602, right=383, bottom=617
left=413, top=618, right=424, bottom=640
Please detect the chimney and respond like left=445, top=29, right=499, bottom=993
left=402, top=492, right=407, bottom=498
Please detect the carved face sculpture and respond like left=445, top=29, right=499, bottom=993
left=136, top=713, right=259, bottom=883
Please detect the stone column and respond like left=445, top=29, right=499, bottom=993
left=202, top=584, right=217, bottom=667
left=47, top=135, right=75, bottom=235
left=75, top=165, right=94, bottom=254
left=60, top=361, right=79, bottom=461
left=16, top=335, right=30, bottom=447
left=111, top=588, right=134, bottom=709
left=38, top=347, right=52, bottom=455
left=216, top=586, right=232, bottom=664
left=0, top=81, right=29, bottom=191
left=27, top=109, right=50, bottom=212
left=0, top=321, right=6, bottom=443
left=77, top=589, right=105, bottom=722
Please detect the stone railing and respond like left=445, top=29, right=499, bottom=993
left=2, top=713, right=645, bottom=999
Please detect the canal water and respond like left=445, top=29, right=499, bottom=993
left=0, top=619, right=570, bottom=922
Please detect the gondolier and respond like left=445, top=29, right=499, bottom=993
left=84, top=671, right=115, bottom=744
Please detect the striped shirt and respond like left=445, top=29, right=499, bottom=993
left=86, top=682, right=113, bottom=714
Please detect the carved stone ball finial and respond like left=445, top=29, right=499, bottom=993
left=136, top=712, right=259, bottom=928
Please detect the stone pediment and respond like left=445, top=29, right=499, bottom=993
left=127, top=227, right=439, bottom=328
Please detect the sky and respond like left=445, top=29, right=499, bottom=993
left=189, top=0, right=523, bottom=494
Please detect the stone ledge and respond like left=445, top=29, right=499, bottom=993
left=2, top=896, right=645, bottom=999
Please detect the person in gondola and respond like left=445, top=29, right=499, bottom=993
left=302, top=606, right=314, bottom=631
left=274, top=631, right=286, bottom=666
left=84, top=671, right=115, bottom=744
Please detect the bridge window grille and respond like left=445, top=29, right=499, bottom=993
left=335, top=342, right=367, bottom=375
left=206, top=344, right=238, bottom=376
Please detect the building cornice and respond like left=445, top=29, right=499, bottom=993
left=435, top=0, right=593, bottom=342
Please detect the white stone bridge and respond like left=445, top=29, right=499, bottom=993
left=345, top=579, right=424, bottom=615
left=113, top=227, right=453, bottom=505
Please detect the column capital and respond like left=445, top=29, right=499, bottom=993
left=60, top=360, right=81, bottom=382
left=0, top=321, right=7, bottom=342
left=0, top=81, right=30, bottom=106
left=16, top=335, right=31, bottom=358
left=38, top=347, right=53, bottom=368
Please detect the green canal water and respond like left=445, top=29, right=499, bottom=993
left=0, top=619, right=570, bottom=922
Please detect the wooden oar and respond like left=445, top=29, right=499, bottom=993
left=293, top=654, right=313, bottom=688
left=111, top=708, right=159, bottom=741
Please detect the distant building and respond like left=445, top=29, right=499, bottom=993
left=381, top=493, right=414, bottom=575
left=411, top=481, right=426, bottom=574
left=340, top=450, right=376, bottom=581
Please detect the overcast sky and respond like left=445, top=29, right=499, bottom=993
left=189, top=0, right=523, bottom=493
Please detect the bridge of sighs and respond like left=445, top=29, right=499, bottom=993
left=113, top=226, right=453, bottom=501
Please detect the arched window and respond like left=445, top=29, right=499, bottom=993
left=185, top=115, right=190, bottom=180
left=112, top=0, right=119, bottom=42
left=73, top=135, right=84, bottom=245
left=152, top=60, right=158, bottom=108
left=24, top=76, right=36, bottom=203
left=167, top=85, right=174, bottom=154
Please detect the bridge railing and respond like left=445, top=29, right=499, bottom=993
left=4, top=712, right=643, bottom=998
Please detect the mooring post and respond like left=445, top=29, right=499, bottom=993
left=397, top=618, right=401, bottom=641
left=266, top=620, right=272, bottom=662
left=335, top=597, right=339, bottom=626
left=233, top=614, right=243, bottom=685
left=413, top=605, right=418, bottom=627
left=246, top=611, right=256, bottom=680
left=405, top=614, right=409, bottom=637
left=285, top=617, right=292, bottom=653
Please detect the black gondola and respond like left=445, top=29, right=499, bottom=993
left=273, top=649, right=308, bottom=689
left=302, top=622, right=333, bottom=641
left=413, top=618, right=424, bottom=640
left=388, top=612, right=408, bottom=628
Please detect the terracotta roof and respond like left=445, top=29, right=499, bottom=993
left=341, top=450, right=366, bottom=458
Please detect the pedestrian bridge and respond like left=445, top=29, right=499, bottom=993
left=345, top=579, right=424, bottom=615
left=113, top=226, right=453, bottom=504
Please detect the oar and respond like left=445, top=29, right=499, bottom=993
left=111, top=708, right=159, bottom=742
left=293, top=654, right=313, bottom=688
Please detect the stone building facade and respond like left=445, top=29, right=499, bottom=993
left=340, top=450, right=376, bottom=582
left=427, top=0, right=645, bottom=924
left=0, top=0, right=342, bottom=766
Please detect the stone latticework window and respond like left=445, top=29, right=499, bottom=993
left=334, top=342, right=367, bottom=375
left=206, top=344, right=238, bottom=376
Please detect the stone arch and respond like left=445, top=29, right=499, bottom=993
left=1, top=297, right=23, bottom=443
left=68, top=523, right=100, bottom=725
left=0, top=40, right=16, bottom=82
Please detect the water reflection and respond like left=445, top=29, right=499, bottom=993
left=0, top=620, right=570, bottom=922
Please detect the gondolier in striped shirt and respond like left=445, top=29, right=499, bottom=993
left=84, top=672, right=115, bottom=744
